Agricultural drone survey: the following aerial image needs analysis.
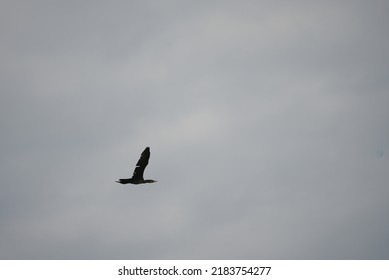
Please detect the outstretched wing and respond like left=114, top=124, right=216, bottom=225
left=131, top=147, right=150, bottom=180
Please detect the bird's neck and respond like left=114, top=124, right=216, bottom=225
left=144, top=179, right=156, bottom=183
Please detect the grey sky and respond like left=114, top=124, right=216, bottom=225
left=1, top=0, right=389, bottom=259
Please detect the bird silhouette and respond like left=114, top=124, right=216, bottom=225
left=116, top=147, right=157, bottom=184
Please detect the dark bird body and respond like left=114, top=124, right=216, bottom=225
left=116, top=147, right=157, bottom=184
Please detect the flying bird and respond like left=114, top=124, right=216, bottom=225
left=116, top=147, right=157, bottom=184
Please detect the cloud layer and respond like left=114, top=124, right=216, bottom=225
left=1, top=0, right=389, bottom=259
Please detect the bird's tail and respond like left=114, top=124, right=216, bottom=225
left=116, top=178, right=130, bottom=184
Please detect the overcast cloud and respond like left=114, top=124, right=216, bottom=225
left=1, top=0, right=389, bottom=259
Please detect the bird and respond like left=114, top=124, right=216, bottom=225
left=116, top=147, right=157, bottom=184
